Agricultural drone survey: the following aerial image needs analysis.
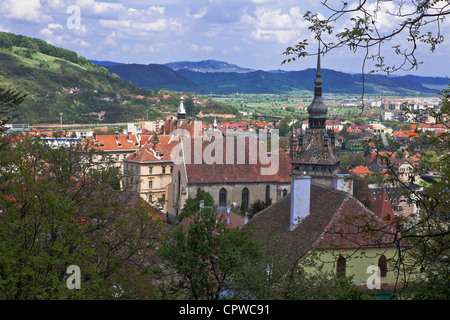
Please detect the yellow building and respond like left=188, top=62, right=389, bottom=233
left=123, top=134, right=178, bottom=208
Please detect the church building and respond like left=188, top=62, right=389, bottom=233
left=244, top=50, right=409, bottom=295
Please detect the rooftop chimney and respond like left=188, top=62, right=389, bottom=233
left=333, top=174, right=353, bottom=195
left=290, top=172, right=311, bottom=231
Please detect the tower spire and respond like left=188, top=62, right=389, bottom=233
left=314, top=45, right=323, bottom=91
left=307, top=44, right=327, bottom=129
left=177, top=96, right=186, bottom=120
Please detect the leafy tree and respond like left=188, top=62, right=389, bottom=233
left=0, top=87, right=26, bottom=135
left=157, top=206, right=260, bottom=300
left=282, top=1, right=449, bottom=75
left=248, top=199, right=272, bottom=220
left=178, top=190, right=214, bottom=222
left=0, top=136, right=164, bottom=299
left=277, top=117, right=291, bottom=137
left=183, top=96, right=199, bottom=117
left=339, top=152, right=368, bottom=171
left=0, top=33, right=13, bottom=50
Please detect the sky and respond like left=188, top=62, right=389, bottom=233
left=0, top=0, right=449, bottom=77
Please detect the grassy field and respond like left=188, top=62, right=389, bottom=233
left=211, top=92, right=374, bottom=120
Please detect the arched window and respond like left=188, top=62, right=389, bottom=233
left=265, top=185, right=270, bottom=203
left=219, top=188, right=227, bottom=206
left=283, top=189, right=288, bottom=197
left=242, top=188, right=249, bottom=211
left=197, top=187, right=201, bottom=195
left=378, top=255, right=388, bottom=278
left=177, top=171, right=181, bottom=199
left=337, top=255, right=346, bottom=279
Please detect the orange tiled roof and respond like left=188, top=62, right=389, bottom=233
left=125, top=135, right=178, bottom=163
left=92, top=134, right=152, bottom=152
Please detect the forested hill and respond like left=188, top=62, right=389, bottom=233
left=0, top=32, right=170, bottom=124
left=104, top=62, right=448, bottom=96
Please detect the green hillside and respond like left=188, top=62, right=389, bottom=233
left=0, top=32, right=172, bottom=124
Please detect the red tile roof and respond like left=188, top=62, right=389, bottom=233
left=180, top=137, right=292, bottom=184
left=125, top=134, right=178, bottom=163
left=91, top=133, right=152, bottom=152
left=349, top=165, right=372, bottom=177
left=372, top=189, right=395, bottom=222
left=244, top=182, right=399, bottom=271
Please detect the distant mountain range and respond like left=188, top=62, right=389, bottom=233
left=91, top=59, right=449, bottom=96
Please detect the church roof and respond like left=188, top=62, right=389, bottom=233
left=179, top=136, right=292, bottom=185
left=244, top=182, right=397, bottom=267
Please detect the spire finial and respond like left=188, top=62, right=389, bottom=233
left=177, top=96, right=186, bottom=120
left=314, top=44, right=323, bottom=87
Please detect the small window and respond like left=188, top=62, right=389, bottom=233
left=162, top=166, right=166, bottom=174
left=265, top=185, right=270, bottom=203
left=149, top=180, right=153, bottom=189
left=219, top=188, right=227, bottom=206
left=337, top=255, right=346, bottom=279
left=149, top=167, right=153, bottom=174
left=378, top=255, right=388, bottom=277
left=242, top=188, right=249, bottom=211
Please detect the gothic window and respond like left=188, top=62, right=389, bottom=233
left=219, top=188, right=227, bottom=206
left=337, top=255, right=346, bottom=279
left=283, top=189, right=288, bottom=197
left=265, top=185, right=270, bottom=203
left=177, top=171, right=181, bottom=199
left=242, top=188, right=249, bottom=211
left=378, top=255, right=388, bottom=278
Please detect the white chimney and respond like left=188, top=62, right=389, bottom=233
left=290, top=172, right=311, bottom=231
left=333, top=174, right=353, bottom=195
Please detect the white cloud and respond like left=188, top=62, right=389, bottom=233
left=190, top=44, right=214, bottom=53
left=186, top=7, right=208, bottom=19
left=47, top=23, right=64, bottom=30
left=254, top=7, right=293, bottom=29
left=0, top=25, right=11, bottom=32
left=1, top=0, right=51, bottom=23
left=243, top=6, right=309, bottom=44
left=76, top=0, right=126, bottom=15
left=71, top=38, right=90, bottom=48
left=39, top=28, right=53, bottom=37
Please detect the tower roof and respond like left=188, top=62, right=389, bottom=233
left=307, top=47, right=328, bottom=120
left=177, top=97, right=186, bottom=117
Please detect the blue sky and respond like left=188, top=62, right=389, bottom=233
left=1, top=0, right=449, bottom=77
